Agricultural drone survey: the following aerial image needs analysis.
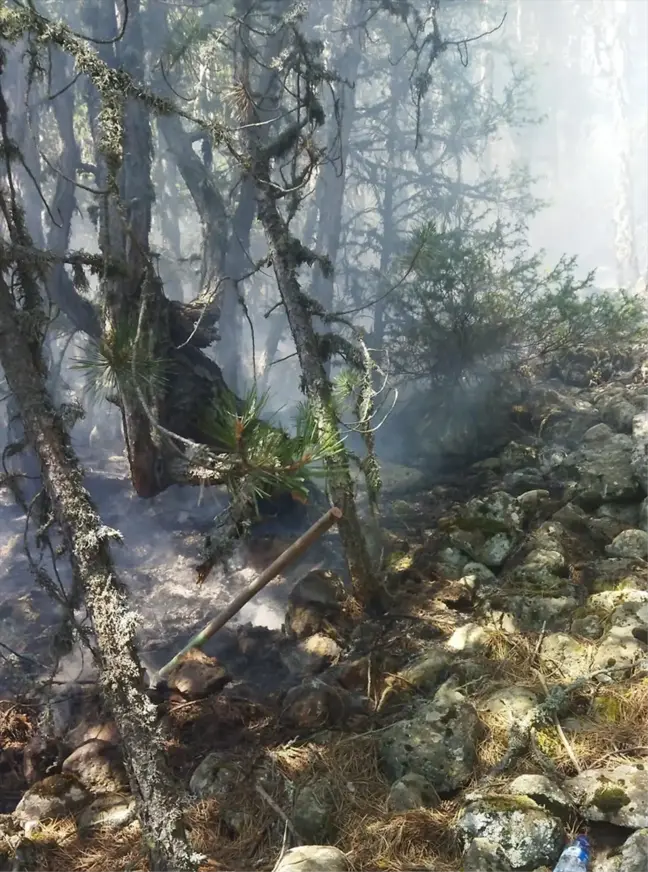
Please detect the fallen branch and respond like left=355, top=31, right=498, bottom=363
left=157, top=506, right=342, bottom=679
left=486, top=663, right=641, bottom=782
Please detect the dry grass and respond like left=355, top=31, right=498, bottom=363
left=24, top=734, right=461, bottom=872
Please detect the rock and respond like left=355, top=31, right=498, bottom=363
left=293, top=779, right=335, bottom=843
left=438, top=574, right=480, bottom=609
left=462, top=837, right=513, bottom=871
left=566, top=433, right=642, bottom=506
left=387, top=772, right=439, bottom=812
left=615, top=828, right=648, bottom=872
left=447, top=623, right=490, bottom=652
left=67, top=720, right=119, bottom=749
left=384, top=648, right=451, bottom=701
left=585, top=557, right=648, bottom=593
left=61, top=740, right=129, bottom=795
left=14, top=774, right=90, bottom=827
left=583, top=423, right=616, bottom=443
left=289, top=570, right=346, bottom=609
left=552, top=502, right=589, bottom=532
left=518, top=549, right=567, bottom=579
left=509, top=774, right=574, bottom=818
left=274, top=845, right=349, bottom=872
left=631, top=411, right=648, bottom=492
left=378, top=688, right=480, bottom=794
left=281, top=634, right=342, bottom=675
left=596, top=502, right=641, bottom=527
left=285, top=603, right=328, bottom=638
left=640, top=496, right=648, bottom=527
left=499, top=442, right=538, bottom=472
left=480, top=533, right=516, bottom=569
left=281, top=679, right=355, bottom=731
left=505, top=595, right=579, bottom=632
left=530, top=521, right=568, bottom=553
left=606, top=529, right=648, bottom=560
left=77, top=794, right=137, bottom=832
left=436, top=547, right=470, bottom=579
left=571, top=610, right=604, bottom=640
left=502, top=468, right=547, bottom=495
left=284, top=571, right=347, bottom=639
left=591, top=630, right=646, bottom=680
left=22, top=735, right=66, bottom=786
left=323, top=656, right=370, bottom=693
left=564, top=762, right=648, bottom=827
left=189, top=752, right=241, bottom=799
left=539, top=634, right=593, bottom=681
left=166, top=649, right=231, bottom=699
left=463, top=562, right=497, bottom=584
left=457, top=795, right=564, bottom=869
left=517, top=489, right=551, bottom=513
left=458, top=491, right=523, bottom=535
left=482, top=687, right=538, bottom=724
left=595, top=392, right=638, bottom=433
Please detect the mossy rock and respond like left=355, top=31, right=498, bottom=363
left=386, top=551, right=414, bottom=572
left=592, top=785, right=631, bottom=813
left=592, top=694, right=622, bottom=723
left=455, top=516, right=512, bottom=535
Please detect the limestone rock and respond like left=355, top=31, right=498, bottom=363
left=606, top=529, right=648, bottom=560
left=378, top=688, right=480, bottom=794
left=462, top=562, right=497, bottom=584
left=274, top=846, right=349, bottom=872
left=539, top=634, right=593, bottom=681
left=285, top=571, right=346, bottom=639
left=565, top=433, right=642, bottom=506
left=280, top=679, right=357, bottom=731
left=61, top=740, right=129, bottom=795
left=289, top=570, right=346, bottom=609
left=457, top=795, right=564, bottom=870
left=280, top=634, right=342, bottom=676
left=447, top=623, right=490, bottom=652
left=387, top=772, right=439, bottom=812
left=462, top=837, right=513, bottom=871
left=616, top=828, right=648, bottom=872
left=166, top=649, right=231, bottom=699
left=293, top=779, right=335, bottom=843
left=14, top=774, right=90, bottom=827
left=77, top=794, right=137, bottom=832
left=189, top=752, right=241, bottom=800
left=505, top=595, right=579, bottom=633
left=631, top=411, right=648, bottom=492
left=564, top=762, right=648, bottom=827
left=591, top=629, right=646, bottom=679
left=482, top=687, right=538, bottom=725
left=509, top=774, right=574, bottom=819
left=595, top=391, right=638, bottom=433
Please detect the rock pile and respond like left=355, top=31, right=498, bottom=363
left=1, top=367, right=647, bottom=871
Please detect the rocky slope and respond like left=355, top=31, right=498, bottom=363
left=1, top=361, right=647, bottom=872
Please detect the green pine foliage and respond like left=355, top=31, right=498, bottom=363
left=71, top=317, right=169, bottom=405
left=201, top=387, right=344, bottom=506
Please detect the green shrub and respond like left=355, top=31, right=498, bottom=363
left=387, top=219, right=647, bottom=390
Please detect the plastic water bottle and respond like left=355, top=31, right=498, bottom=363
left=553, top=835, right=590, bottom=871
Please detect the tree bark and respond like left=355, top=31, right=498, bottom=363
left=0, top=273, right=197, bottom=872
left=255, top=176, right=377, bottom=606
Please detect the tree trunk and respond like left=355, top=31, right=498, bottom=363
left=0, top=273, right=197, bottom=872
left=255, top=179, right=377, bottom=606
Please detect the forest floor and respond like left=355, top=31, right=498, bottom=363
left=1, top=364, right=648, bottom=872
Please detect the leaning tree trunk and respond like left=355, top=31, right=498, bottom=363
left=0, top=272, right=197, bottom=871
